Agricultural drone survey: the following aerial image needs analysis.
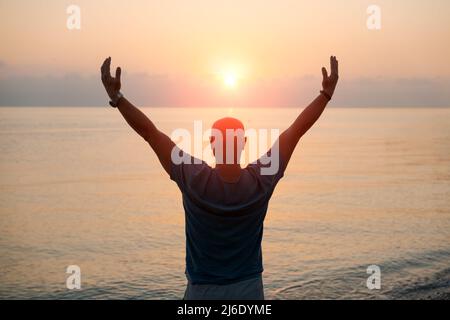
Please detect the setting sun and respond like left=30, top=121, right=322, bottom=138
left=223, top=72, right=238, bottom=89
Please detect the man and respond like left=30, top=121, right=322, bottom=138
left=100, top=56, right=339, bottom=299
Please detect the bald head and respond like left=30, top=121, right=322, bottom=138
left=212, top=117, right=244, bottom=133
left=210, top=117, right=246, bottom=165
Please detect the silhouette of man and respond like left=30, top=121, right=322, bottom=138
left=101, top=56, right=339, bottom=300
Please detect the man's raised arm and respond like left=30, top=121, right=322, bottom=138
left=101, top=57, right=174, bottom=175
left=278, top=56, right=339, bottom=165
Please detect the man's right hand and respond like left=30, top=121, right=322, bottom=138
left=101, top=57, right=122, bottom=101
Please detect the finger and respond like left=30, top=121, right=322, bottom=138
left=331, top=56, right=338, bottom=77
left=105, top=57, right=112, bottom=78
left=101, top=57, right=111, bottom=83
left=115, top=67, right=121, bottom=83
left=322, top=67, right=328, bottom=81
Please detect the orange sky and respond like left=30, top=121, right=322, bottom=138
left=1, top=0, right=450, bottom=107
left=1, top=0, right=450, bottom=77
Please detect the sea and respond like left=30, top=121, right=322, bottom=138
left=0, top=107, right=449, bottom=299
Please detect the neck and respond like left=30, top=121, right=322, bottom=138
left=215, top=163, right=242, bottom=183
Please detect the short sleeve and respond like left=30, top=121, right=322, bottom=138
left=170, top=146, right=209, bottom=190
left=249, top=147, right=287, bottom=189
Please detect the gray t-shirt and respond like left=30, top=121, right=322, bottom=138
left=170, top=148, right=286, bottom=285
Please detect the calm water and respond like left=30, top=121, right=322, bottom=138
left=0, top=107, right=449, bottom=300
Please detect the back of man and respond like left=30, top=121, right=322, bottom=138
left=170, top=149, right=286, bottom=300
left=100, top=55, right=339, bottom=300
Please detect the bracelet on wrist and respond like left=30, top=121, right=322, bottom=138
left=109, top=92, right=124, bottom=108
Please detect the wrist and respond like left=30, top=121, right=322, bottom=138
left=109, top=91, right=124, bottom=108
left=320, top=90, right=332, bottom=101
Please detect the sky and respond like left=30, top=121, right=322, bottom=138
left=0, top=0, right=449, bottom=107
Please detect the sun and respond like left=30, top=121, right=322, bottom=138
left=215, top=62, right=246, bottom=89
left=223, top=72, right=238, bottom=89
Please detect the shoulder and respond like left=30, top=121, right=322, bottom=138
left=170, top=148, right=212, bottom=186
left=245, top=151, right=286, bottom=187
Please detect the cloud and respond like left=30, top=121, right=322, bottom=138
left=333, top=77, right=450, bottom=107
left=0, top=72, right=449, bottom=107
left=0, top=74, right=105, bottom=107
